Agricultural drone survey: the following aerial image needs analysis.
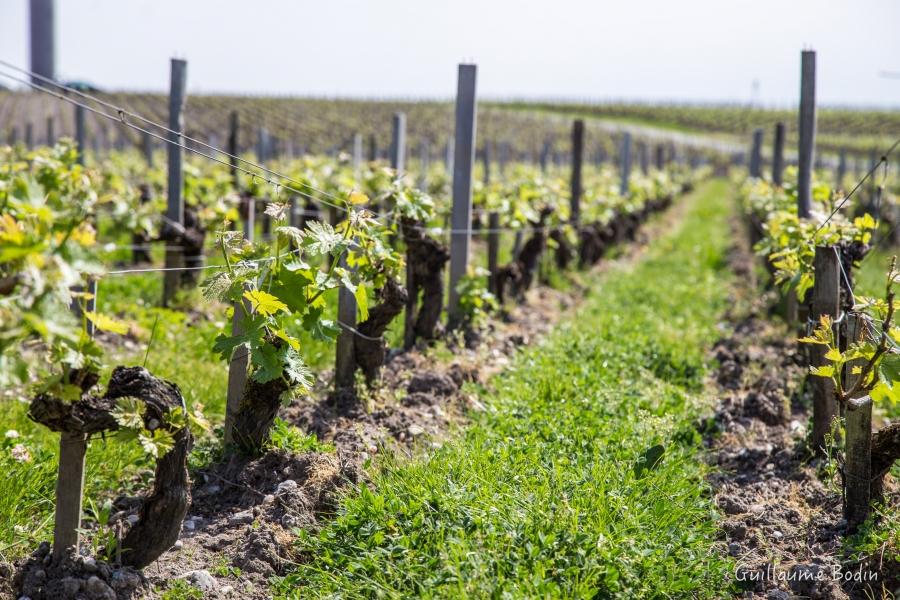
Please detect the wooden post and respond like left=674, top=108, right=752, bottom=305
left=74, top=104, right=85, bottom=166
left=810, top=246, right=840, bottom=453
left=836, top=148, right=847, bottom=189
left=390, top=112, right=406, bottom=174
left=368, top=134, right=377, bottom=162
left=227, top=111, right=239, bottom=187
left=162, top=58, right=187, bottom=307
left=46, top=115, right=54, bottom=145
left=141, top=130, right=153, bottom=167
left=772, top=122, right=785, bottom=186
left=539, top=141, right=550, bottom=172
left=482, top=143, right=491, bottom=185
left=417, top=139, right=429, bottom=190
left=655, top=145, right=665, bottom=171
left=243, top=197, right=255, bottom=241
left=843, top=313, right=872, bottom=530
left=334, top=253, right=357, bottom=390
left=25, top=122, right=34, bottom=150
left=224, top=297, right=250, bottom=446
left=447, top=64, right=477, bottom=326
left=487, top=212, right=500, bottom=295
left=53, top=278, right=97, bottom=563
left=638, top=141, right=649, bottom=175
left=619, top=133, right=632, bottom=197
left=797, top=50, right=816, bottom=219
left=570, top=119, right=584, bottom=227
left=29, top=0, right=56, bottom=84
left=749, top=128, right=763, bottom=178
left=352, top=132, right=363, bottom=180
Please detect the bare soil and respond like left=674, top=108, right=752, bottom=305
left=708, top=220, right=899, bottom=599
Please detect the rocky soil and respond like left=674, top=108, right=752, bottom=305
left=708, top=221, right=899, bottom=599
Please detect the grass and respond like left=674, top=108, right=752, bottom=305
left=275, top=179, right=736, bottom=598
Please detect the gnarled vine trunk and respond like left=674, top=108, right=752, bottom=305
left=28, top=366, right=192, bottom=569
left=870, top=422, right=900, bottom=499
left=496, top=208, right=552, bottom=303
left=401, top=218, right=450, bottom=348
left=229, top=376, right=290, bottom=456
left=549, top=228, right=572, bottom=270
left=354, top=277, right=408, bottom=384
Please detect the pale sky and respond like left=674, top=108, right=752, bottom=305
left=0, top=0, right=898, bottom=107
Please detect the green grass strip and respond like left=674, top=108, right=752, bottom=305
left=276, top=179, right=736, bottom=599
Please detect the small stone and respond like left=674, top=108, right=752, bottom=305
left=85, top=575, right=116, bottom=600
left=125, top=514, right=140, bottom=526
left=765, top=463, right=775, bottom=471
left=204, top=484, right=222, bottom=495
left=728, top=542, right=741, bottom=556
left=182, top=569, right=218, bottom=592
left=172, top=540, right=184, bottom=550
left=790, top=419, right=804, bottom=433
left=263, top=494, right=275, bottom=504
left=767, top=590, right=790, bottom=600
left=183, top=519, right=195, bottom=531
left=772, top=530, right=783, bottom=539
left=275, top=480, right=298, bottom=495
left=229, top=510, right=254, bottom=526
left=221, top=585, right=235, bottom=596
left=110, top=569, right=143, bottom=592
left=407, top=425, right=425, bottom=437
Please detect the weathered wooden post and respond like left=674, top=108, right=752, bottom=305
left=487, top=212, right=500, bottom=295
left=225, top=203, right=253, bottom=445
left=797, top=50, right=816, bottom=219
left=46, top=115, right=54, bottom=145
left=74, top=104, right=85, bottom=166
left=141, top=130, right=153, bottom=167
left=447, top=63, right=477, bottom=327
left=836, top=148, right=847, bottom=189
left=390, top=112, right=407, bottom=174
left=25, top=122, right=34, bottom=150
left=334, top=253, right=357, bottom=390
left=655, top=144, right=665, bottom=171
left=843, top=313, right=872, bottom=530
left=638, top=141, right=649, bottom=175
left=53, top=278, right=97, bottom=563
left=162, top=58, right=187, bottom=307
left=772, top=122, right=785, bottom=186
left=749, top=128, right=763, bottom=178
left=368, top=134, right=377, bottom=162
left=539, top=140, right=551, bottom=172
left=224, top=298, right=250, bottom=446
left=29, top=0, right=56, bottom=84
left=619, top=133, right=632, bottom=197
left=570, top=119, right=584, bottom=227
left=352, top=132, right=363, bottom=180
left=809, top=246, right=839, bottom=453
left=417, top=139, right=429, bottom=190
left=227, top=111, right=239, bottom=187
